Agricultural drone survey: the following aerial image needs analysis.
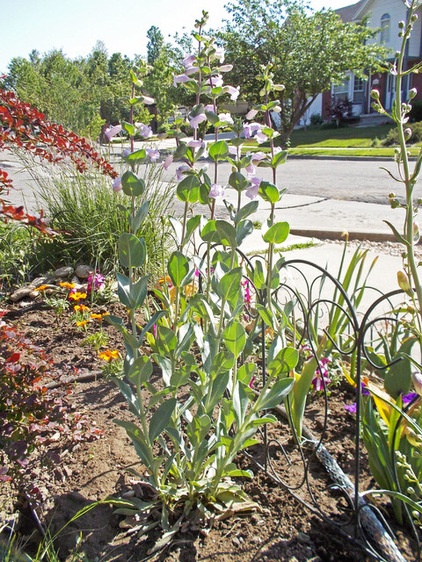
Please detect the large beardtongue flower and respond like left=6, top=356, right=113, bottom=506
left=105, top=124, right=122, bottom=140
left=189, top=113, right=207, bottom=130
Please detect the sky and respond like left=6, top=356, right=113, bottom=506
left=1, top=0, right=356, bottom=74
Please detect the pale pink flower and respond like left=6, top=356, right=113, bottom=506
left=173, top=74, right=189, bottom=87
left=122, top=148, right=132, bottom=158
left=219, top=64, right=233, bottom=73
left=413, top=372, right=422, bottom=396
left=209, top=183, right=225, bottom=199
left=250, top=151, right=267, bottom=163
left=228, top=145, right=238, bottom=156
left=256, top=130, right=269, bottom=144
left=182, top=54, right=196, bottom=68
left=105, top=124, right=122, bottom=140
left=142, top=96, right=155, bottom=105
left=204, top=104, right=215, bottom=112
left=225, top=85, right=240, bottom=101
left=187, top=139, right=205, bottom=148
left=163, top=154, right=174, bottom=170
left=214, top=47, right=225, bottom=62
left=146, top=148, right=160, bottom=162
left=243, top=122, right=263, bottom=139
left=189, top=113, right=207, bottom=129
left=246, top=163, right=256, bottom=175
left=185, top=66, right=199, bottom=75
left=246, top=176, right=261, bottom=200
left=210, top=75, right=224, bottom=88
left=138, top=123, right=152, bottom=138
left=218, top=113, right=234, bottom=126
left=246, top=109, right=258, bottom=120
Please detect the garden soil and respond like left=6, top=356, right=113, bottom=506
left=1, top=241, right=421, bottom=561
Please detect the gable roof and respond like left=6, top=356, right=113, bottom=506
left=336, top=0, right=370, bottom=23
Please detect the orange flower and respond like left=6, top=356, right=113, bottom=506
left=90, top=313, right=103, bottom=320
left=59, top=281, right=76, bottom=290
left=98, top=349, right=120, bottom=362
left=68, top=292, right=87, bottom=301
left=74, top=304, right=90, bottom=313
left=35, top=284, right=49, bottom=292
left=76, top=319, right=90, bottom=327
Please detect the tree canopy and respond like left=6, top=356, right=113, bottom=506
left=220, top=0, right=387, bottom=143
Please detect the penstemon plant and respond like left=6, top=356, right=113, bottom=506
left=106, top=12, right=295, bottom=544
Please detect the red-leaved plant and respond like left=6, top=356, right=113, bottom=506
left=0, top=86, right=118, bottom=233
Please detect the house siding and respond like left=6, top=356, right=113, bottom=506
left=316, top=0, right=422, bottom=124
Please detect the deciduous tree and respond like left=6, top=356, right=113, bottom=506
left=220, top=0, right=387, bottom=144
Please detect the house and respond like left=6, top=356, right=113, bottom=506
left=319, top=0, right=422, bottom=123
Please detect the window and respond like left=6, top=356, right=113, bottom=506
left=353, top=76, right=365, bottom=104
left=381, top=13, right=390, bottom=43
left=333, top=76, right=350, bottom=101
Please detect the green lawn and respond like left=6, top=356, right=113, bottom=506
left=241, top=124, right=422, bottom=157
left=288, top=124, right=394, bottom=148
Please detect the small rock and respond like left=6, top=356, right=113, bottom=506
left=54, top=266, right=74, bottom=278
left=10, top=286, right=35, bottom=302
left=30, top=276, right=51, bottom=288
left=75, top=264, right=93, bottom=279
left=232, top=536, right=240, bottom=547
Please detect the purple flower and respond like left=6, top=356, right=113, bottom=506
left=138, top=123, right=152, bottom=138
left=243, top=122, right=263, bottom=139
left=146, top=148, right=160, bottom=162
left=246, top=176, right=261, bottom=200
left=246, top=163, right=256, bottom=175
left=112, top=177, right=122, bottom=192
left=105, top=124, right=122, bottom=141
left=122, top=148, right=132, bottom=158
left=228, top=145, right=238, bottom=157
left=189, top=113, right=207, bottom=130
left=176, top=164, right=190, bottom=181
left=345, top=403, right=357, bottom=414
left=403, top=392, right=418, bottom=405
left=209, top=183, right=225, bottom=199
left=173, top=74, right=189, bottom=87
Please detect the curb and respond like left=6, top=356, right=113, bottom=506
left=289, top=228, right=399, bottom=243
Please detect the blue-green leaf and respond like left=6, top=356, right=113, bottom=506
left=119, top=233, right=146, bottom=268
left=262, top=222, right=290, bottom=244
left=122, top=170, right=145, bottom=197
left=149, top=398, right=177, bottom=441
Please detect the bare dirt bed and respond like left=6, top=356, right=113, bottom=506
left=0, top=295, right=420, bottom=562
